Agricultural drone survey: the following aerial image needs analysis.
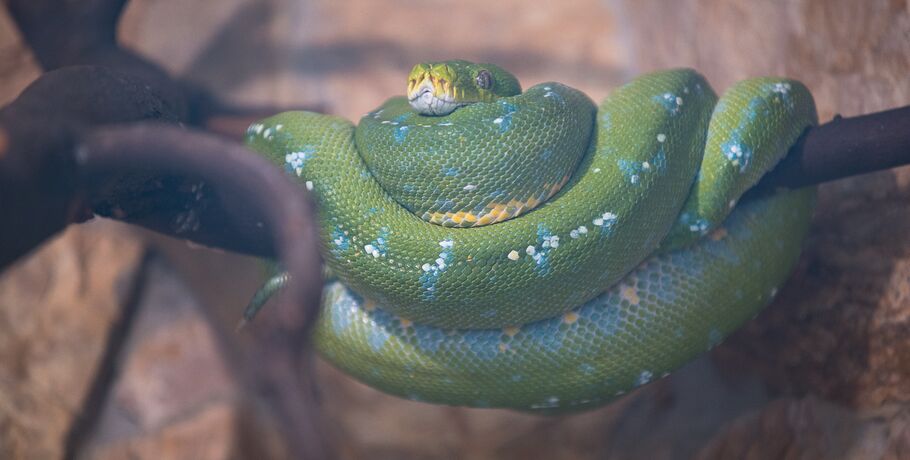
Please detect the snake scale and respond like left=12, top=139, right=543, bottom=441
left=244, top=61, right=817, bottom=413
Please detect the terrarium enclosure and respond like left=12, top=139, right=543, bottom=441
left=1, top=0, right=909, bottom=459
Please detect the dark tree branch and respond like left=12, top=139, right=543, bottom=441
left=0, top=65, right=181, bottom=268
left=4, top=0, right=127, bottom=70
left=77, top=123, right=328, bottom=458
left=1, top=0, right=329, bottom=458
left=761, top=106, right=910, bottom=190
left=77, top=122, right=323, bottom=313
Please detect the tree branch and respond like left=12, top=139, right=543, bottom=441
left=762, top=106, right=910, bottom=189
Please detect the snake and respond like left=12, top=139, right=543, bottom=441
left=244, top=60, right=818, bottom=413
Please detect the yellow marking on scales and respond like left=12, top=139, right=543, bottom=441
left=620, top=284, right=640, bottom=305
left=503, top=326, right=520, bottom=337
left=709, top=227, right=728, bottom=241
left=423, top=177, right=571, bottom=227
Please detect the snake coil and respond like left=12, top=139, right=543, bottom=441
left=246, top=63, right=817, bottom=413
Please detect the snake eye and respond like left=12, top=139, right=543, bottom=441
left=475, top=69, right=493, bottom=90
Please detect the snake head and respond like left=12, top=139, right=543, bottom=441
left=407, top=60, right=521, bottom=116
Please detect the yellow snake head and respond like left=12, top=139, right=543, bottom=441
left=407, top=59, right=521, bottom=116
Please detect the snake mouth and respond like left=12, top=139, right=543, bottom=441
left=408, top=81, right=463, bottom=116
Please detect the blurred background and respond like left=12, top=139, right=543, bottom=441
left=1, top=0, right=909, bottom=458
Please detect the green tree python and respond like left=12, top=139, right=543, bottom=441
left=244, top=60, right=817, bottom=413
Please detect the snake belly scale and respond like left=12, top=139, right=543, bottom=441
left=245, top=61, right=817, bottom=413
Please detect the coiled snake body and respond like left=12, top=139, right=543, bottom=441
left=245, top=61, right=817, bottom=413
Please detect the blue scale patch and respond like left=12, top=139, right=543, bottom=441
left=635, top=370, right=653, bottom=386
left=330, top=225, right=351, bottom=255
left=494, top=101, right=518, bottom=133
left=652, top=92, right=683, bottom=116
left=391, top=113, right=411, bottom=144
left=414, top=327, right=447, bottom=353
left=442, top=166, right=460, bottom=177
left=677, top=212, right=710, bottom=235
left=363, top=227, right=390, bottom=258
left=767, top=81, right=796, bottom=110
left=284, top=145, right=317, bottom=174
left=487, top=189, right=509, bottom=202
left=433, top=198, right=456, bottom=212
left=617, top=146, right=668, bottom=185
left=367, top=321, right=392, bottom=351
left=719, top=94, right=779, bottom=173
left=531, top=224, right=559, bottom=276
left=600, top=111, right=612, bottom=130
left=394, top=125, right=410, bottom=143
left=580, top=301, right=623, bottom=337
left=330, top=288, right=359, bottom=335
left=593, top=211, right=618, bottom=237
left=418, top=239, right=455, bottom=301
left=721, top=136, right=753, bottom=173
left=542, top=87, right=565, bottom=105
left=712, top=98, right=729, bottom=117
left=707, top=328, right=724, bottom=349
left=463, top=329, right=503, bottom=361
left=528, top=318, right=575, bottom=354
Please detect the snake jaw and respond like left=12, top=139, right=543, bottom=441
left=408, top=78, right=462, bottom=116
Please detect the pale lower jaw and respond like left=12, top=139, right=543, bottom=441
left=408, top=91, right=462, bottom=116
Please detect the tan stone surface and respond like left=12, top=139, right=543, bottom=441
left=693, top=398, right=910, bottom=460
left=83, top=258, right=287, bottom=460
left=88, top=403, right=238, bottom=460
left=0, top=220, right=146, bottom=459
left=120, top=0, right=625, bottom=121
